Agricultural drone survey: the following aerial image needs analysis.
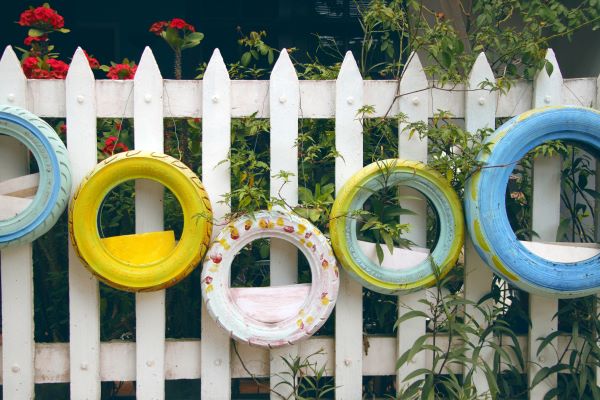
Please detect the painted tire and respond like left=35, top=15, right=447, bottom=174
left=465, top=106, right=600, bottom=298
left=202, top=210, right=339, bottom=348
left=330, top=159, right=464, bottom=294
left=0, top=105, right=71, bottom=248
left=69, top=151, right=213, bottom=291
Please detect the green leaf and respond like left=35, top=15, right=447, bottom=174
left=403, top=368, right=430, bottom=382
left=440, top=50, right=452, bottom=68
left=375, top=242, right=384, bottom=265
left=396, top=310, right=429, bottom=326
left=187, top=32, right=204, bottom=42
left=380, top=231, right=395, bottom=254
left=164, top=27, right=182, bottom=49
left=241, top=52, right=252, bottom=66
left=545, top=60, right=554, bottom=77
left=583, top=188, right=600, bottom=200
left=555, top=217, right=571, bottom=241
left=28, top=28, right=45, bottom=37
left=298, top=186, right=314, bottom=203
left=536, top=330, right=561, bottom=357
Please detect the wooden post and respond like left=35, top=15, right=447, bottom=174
left=134, top=47, right=166, bottom=400
left=269, top=49, right=300, bottom=399
left=396, top=52, right=429, bottom=393
left=66, top=47, right=101, bottom=399
left=528, top=49, right=562, bottom=399
left=0, top=45, right=35, bottom=400
left=201, top=49, right=232, bottom=399
left=334, top=51, right=364, bottom=399
left=463, top=52, right=496, bottom=395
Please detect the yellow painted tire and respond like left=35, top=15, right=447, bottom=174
left=69, top=151, right=213, bottom=291
left=330, top=159, right=464, bottom=294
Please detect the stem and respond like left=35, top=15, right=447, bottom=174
left=174, top=48, right=182, bottom=80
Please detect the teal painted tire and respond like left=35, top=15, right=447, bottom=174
left=465, top=106, right=600, bottom=298
left=0, top=105, right=71, bottom=248
left=329, top=159, right=464, bottom=295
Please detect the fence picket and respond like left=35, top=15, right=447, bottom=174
left=268, top=49, right=300, bottom=398
left=0, top=45, right=35, bottom=400
left=133, top=47, right=166, bottom=400
left=464, top=52, right=496, bottom=394
left=396, top=52, right=429, bottom=392
left=66, top=47, right=101, bottom=399
left=201, top=49, right=232, bottom=399
left=334, top=51, right=364, bottom=399
left=529, top=48, right=563, bottom=399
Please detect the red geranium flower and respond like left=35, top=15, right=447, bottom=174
left=169, top=18, right=195, bottom=31
left=106, top=63, right=137, bottom=80
left=22, top=56, right=39, bottom=77
left=19, top=5, right=64, bottom=30
left=149, top=21, right=168, bottom=35
left=101, top=136, right=128, bottom=155
left=22, top=56, right=68, bottom=79
left=83, top=50, right=100, bottom=69
left=46, top=58, right=68, bottom=78
left=24, top=34, right=48, bottom=46
left=149, top=18, right=195, bottom=35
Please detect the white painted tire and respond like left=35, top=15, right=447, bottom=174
left=201, top=210, right=339, bottom=348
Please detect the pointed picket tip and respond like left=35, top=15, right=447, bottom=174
left=67, top=47, right=94, bottom=81
left=0, top=46, right=25, bottom=78
left=468, top=52, right=494, bottom=84
left=204, top=48, right=230, bottom=80
left=401, top=52, right=427, bottom=88
left=135, top=46, right=162, bottom=80
left=271, top=49, right=297, bottom=81
left=337, top=51, right=361, bottom=82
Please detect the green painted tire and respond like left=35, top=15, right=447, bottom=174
left=330, top=159, right=464, bottom=294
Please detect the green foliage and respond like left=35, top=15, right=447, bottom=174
left=558, top=145, right=599, bottom=243
left=272, top=349, right=336, bottom=400
left=395, top=271, right=527, bottom=399
left=238, top=30, right=276, bottom=67
left=532, top=298, right=600, bottom=399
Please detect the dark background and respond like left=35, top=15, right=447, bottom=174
left=0, top=0, right=371, bottom=79
left=0, top=0, right=597, bottom=78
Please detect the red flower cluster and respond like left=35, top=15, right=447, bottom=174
left=24, top=34, right=48, bottom=46
left=83, top=51, right=100, bottom=69
left=22, top=56, right=69, bottom=79
left=170, top=18, right=195, bottom=31
left=102, top=136, right=128, bottom=155
left=106, top=63, right=137, bottom=80
left=19, top=5, right=64, bottom=30
left=149, top=18, right=195, bottom=35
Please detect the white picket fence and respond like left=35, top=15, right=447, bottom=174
left=0, top=43, right=598, bottom=400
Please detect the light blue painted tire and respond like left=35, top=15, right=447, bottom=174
left=465, top=106, right=600, bottom=298
left=0, top=105, right=71, bottom=248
